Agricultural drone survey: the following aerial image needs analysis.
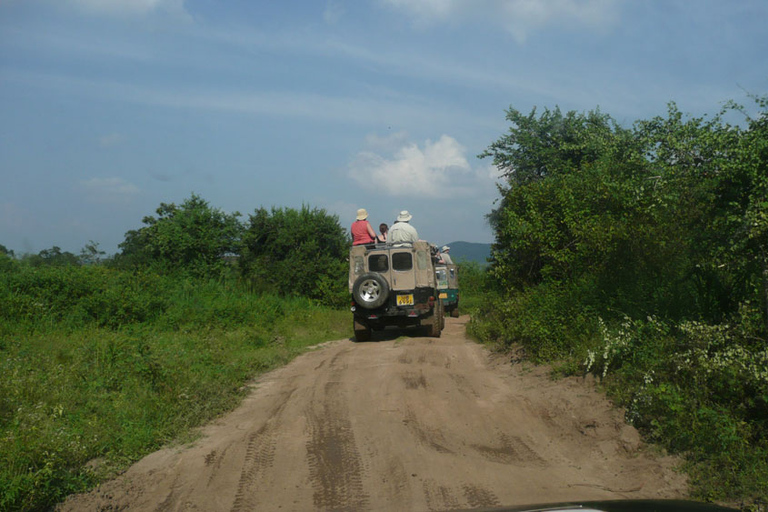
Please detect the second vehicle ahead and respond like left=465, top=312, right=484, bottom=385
left=435, top=263, right=459, bottom=318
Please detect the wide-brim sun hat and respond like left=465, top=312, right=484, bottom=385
left=356, top=208, right=368, bottom=220
left=397, top=210, right=412, bottom=222
left=441, top=246, right=450, bottom=252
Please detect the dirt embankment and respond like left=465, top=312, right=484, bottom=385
left=59, top=316, right=686, bottom=511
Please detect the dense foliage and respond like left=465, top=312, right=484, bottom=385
left=115, top=194, right=243, bottom=278
left=472, top=97, right=768, bottom=503
left=239, top=205, right=350, bottom=306
left=112, top=195, right=350, bottom=306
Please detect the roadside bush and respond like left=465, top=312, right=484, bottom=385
left=584, top=314, right=768, bottom=501
left=239, top=205, right=350, bottom=307
left=454, top=261, right=492, bottom=313
left=0, top=264, right=171, bottom=330
left=468, top=280, right=600, bottom=361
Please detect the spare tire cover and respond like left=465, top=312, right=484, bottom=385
left=352, top=272, right=389, bottom=309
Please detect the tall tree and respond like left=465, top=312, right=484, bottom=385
left=239, top=205, right=349, bottom=305
left=116, top=193, right=242, bottom=277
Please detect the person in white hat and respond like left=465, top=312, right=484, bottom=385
left=351, top=208, right=378, bottom=246
left=440, top=245, right=453, bottom=265
left=388, top=210, right=419, bottom=244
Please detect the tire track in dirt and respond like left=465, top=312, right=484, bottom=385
left=305, top=379, right=369, bottom=511
left=230, top=388, right=296, bottom=512
left=463, top=484, right=502, bottom=508
left=402, top=405, right=454, bottom=455
left=470, top=432, right=546, bottom=466
left=422, top=479, right=462, bottom=511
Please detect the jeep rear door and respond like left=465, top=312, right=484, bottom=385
left=389, top=248, right=415, bottom=291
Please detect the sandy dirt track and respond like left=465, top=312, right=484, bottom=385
left=60, top=316, right=687, bottom=511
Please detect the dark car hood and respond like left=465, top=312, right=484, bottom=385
left=447, top=499, right=737, bottom=512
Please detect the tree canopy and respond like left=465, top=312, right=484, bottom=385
left=116, top=193, right=243, bottom=278
left=482, top=100, right=768, bottom=329
left=239, top=205, right=350, bottom=305
left=111, top=195, right=351, bottom=306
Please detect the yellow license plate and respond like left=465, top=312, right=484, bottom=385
left=396, top=294, right=414, bottom=306
left=439, top=293, right=448, bottom=299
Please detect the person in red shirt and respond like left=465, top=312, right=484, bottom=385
left=351, top=208, right=377, bottom=245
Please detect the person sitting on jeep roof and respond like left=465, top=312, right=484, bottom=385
left=388, top=210, right=419, bottom=244
left=378, top=223, right=388, bottom=243
left=440, top=245, right=454, bottom=265
left=351, top=208, right=378, bottom=245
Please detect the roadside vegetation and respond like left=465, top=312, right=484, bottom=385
left=468, top=96, right=768, bottom=506
left=0, top=202, right=351, bottom=511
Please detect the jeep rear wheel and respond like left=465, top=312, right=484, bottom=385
left=352, top=273, right=389, bottom=309
left=424, top=301, right=443, bottom=338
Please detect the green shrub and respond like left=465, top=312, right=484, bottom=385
left=582, top=314, right=768, bottom=502
left=0, top=265, right=172, bottom=331
left=469, top=281, right=599, bottom=361
left=239, top=205, right=350, bottom=307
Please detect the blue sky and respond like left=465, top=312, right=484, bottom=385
left=1, top=0, right=766, bottom=255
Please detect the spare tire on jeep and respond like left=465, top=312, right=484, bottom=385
left=352, top=272, right=389, bottom=309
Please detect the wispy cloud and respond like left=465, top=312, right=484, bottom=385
left=1, top=68, right=491, bottom=131
left=80, top=177, right=139, bottom=203
left=380, top=0, right=620, bottom=41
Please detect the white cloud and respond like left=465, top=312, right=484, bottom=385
left=80, top=177, right=139, bottom=203
left=348, top=134, right=475, bottom=198
left=380, top=0, right=620, bottom=41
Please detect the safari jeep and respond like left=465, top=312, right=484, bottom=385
left=349, top=241, right=444, bottom=341
left=435, top=263, right=460, bottom=317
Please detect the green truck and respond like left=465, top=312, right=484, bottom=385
left=435, top=263, right=459, bottom=317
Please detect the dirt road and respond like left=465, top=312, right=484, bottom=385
left=60, top=316, right=687, bottom=511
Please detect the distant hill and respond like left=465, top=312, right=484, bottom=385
left=442, top=241, right=491, bottom=265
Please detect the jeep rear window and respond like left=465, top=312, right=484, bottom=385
left=436, top=269, right=448, bottom=288
left=391, top=252, right=412, bottom=271
left=368, top=254, right=389, bottom=272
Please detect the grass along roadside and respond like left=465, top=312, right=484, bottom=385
left=0, top=297, right=350, bottom=512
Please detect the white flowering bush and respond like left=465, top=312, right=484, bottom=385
left=674, top=320, right=768, bottom=392
left=584, top=315, right=669, bottom=379
left=584, top=312, right=768, bottom=500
